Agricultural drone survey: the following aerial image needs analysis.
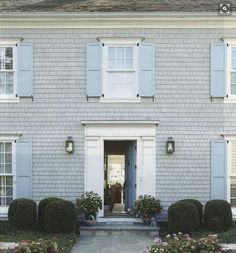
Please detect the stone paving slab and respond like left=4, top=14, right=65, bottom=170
left=70, top=235, right=155, bottom=253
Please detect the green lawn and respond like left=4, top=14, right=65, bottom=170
left=0, top=221, right=78, bottom=253
left=159, top=222, right=236, bottom=244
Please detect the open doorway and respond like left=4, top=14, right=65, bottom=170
left=104, top=140, right=137, bottom=216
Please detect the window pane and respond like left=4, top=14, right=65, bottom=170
left=0, top=153, right=4, bottom=163
left=6, top=187, right=13, bottom=197
left=126, top=58, right=133, bottom=69
left=117, top=47, right=124, bottom=58
left=0, top=198, right=6, bottom=207
left=6, top=197, right=13, bottom=206
left=126, top=47, right=133, bottom=58
left=108, top=47, right=116, bottom=58
left=0, top=164, right=4, bottom=174
left=117, top=59, right=124, bottom=69
left=5, top=58, right=13, bottom=70
left=0, top=72, right=5, bottom=85
left=5, top=143, right=12, bottom=153
left=5, top=152, right=12, bottom=164
left=232, top=48, right=236, bottom=70
left=5, top=164, right=12, bottom=174
left=108, top=59, right=116, bottom=69
left=5, top=48, right=13, bottom=58
left=231, top=73, right=236, bottom=95
left=0, top=143, right=4, bottom=153
left=6, top=84, right=13, bottom=94
left=6, top=73, right=13, bottom=85
left=6, top=176, right=13, bottom=185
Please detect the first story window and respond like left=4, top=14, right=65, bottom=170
left=0, top=142, right=14, bottom=208
left=0, top=46, right=15, bottom=96
left=103, top=44, right=138, bottom=99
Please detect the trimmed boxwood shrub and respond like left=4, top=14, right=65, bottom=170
left=44, top=199, right=77, bottom=233
left=168, top=200, right=199, bottom=233
left=8, top=198, right=37, bottom=230
left=38, top=197, right=63, bottom=230
left=204, top=199, right=232, bottom=231
left=179, top=199, right=203, bottom=226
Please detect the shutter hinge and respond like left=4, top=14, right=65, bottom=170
left=210, top=95, right=213, bottom=102
left=31, top=95, right=34, bottom=102
left=137, top=43, right=139, bottom=47
left=15, top=140, right=17, bottom=143
left=15, top=94, right=18, bottom=98
left=137, top=94, right=139, bottom=97
left=152, top=95, right=154, bottom=102
left=135, top=184, right=137, bottom=189
left=227, top=43, right=229, bottom=47
left=226, top=94, right=229, bottom=98
left=135, top=165, right=137, bottom=169
left=86, top=95, right=88, bottom=102
left=102, top=94, right=104, bottom=97
left=102, top=43, right=105, bottom=47
left=227, top=140, right=229, bottom=144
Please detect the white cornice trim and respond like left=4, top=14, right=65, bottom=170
left=0, top=12, right=236, bottom=28
left=81, top=120, right=160, bottom=125
left=0, top=37, right=23, bottom=45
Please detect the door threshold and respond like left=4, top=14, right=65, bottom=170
left=98, top=216, right=142, bottom=223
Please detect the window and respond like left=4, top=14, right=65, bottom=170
left=0, top=141, right=14, bottom=212
left=103, top=44, right=138, bottom=100
left=0, top=46, right=16, bottom=98
left=230, top=46, right=236, bottom=95
left=230, top=141, right=236, bottom=207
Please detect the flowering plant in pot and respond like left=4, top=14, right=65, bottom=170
left=76, top=191, right=102, bottom=220
left=134, top=195, right=162, bottom=224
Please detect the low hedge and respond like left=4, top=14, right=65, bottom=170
left=38, top=197, right=64, bottom=230
left=8, top=198, right=37, bottom=230
left=44, top=199, right=77, bottom=233
left=168, top=200, right=199, bottom=233
left=204, top=199, right=232, bottom=231
left=179, top=199, right=203, bottom=226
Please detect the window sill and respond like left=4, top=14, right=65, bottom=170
left=100, top=97, right=141, bottom=103
left=0, top=97, right=19, bottom=103
left=224, top=97, right=236, bottom=103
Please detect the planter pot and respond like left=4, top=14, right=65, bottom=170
left=85, top=213, right=96, bottom=221
left=47, top=247, right=57, bottom=253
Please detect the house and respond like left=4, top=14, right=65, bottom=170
left=0, top=0, right=236, bottom=220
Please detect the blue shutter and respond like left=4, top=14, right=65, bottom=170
left=16, top=140, right=32, bottom=198
left=17, top=43, right=33, bottom=97
left=86, top=43, right=102, bottom=97
left=211, top=140, right=227, bottom=200
left=211, top=43, right=227, bottom=98
left=139, top=43, right=154, bottom=97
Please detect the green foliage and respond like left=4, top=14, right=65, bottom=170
left=168, top=201, right=199, bottom=233
left=38, top=197, right=64, bottom=230
left=8, top=198, right=37, bottom=230
left=145, top=233, right=222, bottom=253
left=134, top=195, right=162, bottom=224
left=76, top=191, right=102, bottom=215
left=179, top=199, right=203, bottom=226
left=44, top=200, right=77, bottom=233
left=15, top=239, right=58, bottom=253
left=204, top=200, right=232, bottom=231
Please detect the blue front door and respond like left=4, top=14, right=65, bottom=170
left=125, top=141, right=137, bottom=211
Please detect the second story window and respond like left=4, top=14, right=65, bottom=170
left=0, top=46, right=16, bottom=97
left=103, top=45, right=138, bottom=99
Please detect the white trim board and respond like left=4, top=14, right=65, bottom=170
left=84, top=122, right=157, bottom=220
left=1, top=12, right=236, bottom=28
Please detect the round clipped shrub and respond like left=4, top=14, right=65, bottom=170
left=179, top=199, right=203, bottom=226
left=168, top=200, right=199, bottom=233
left=8, top=198, right=37, bottom=230
left=204, top=200, right=232, bottom=231
left=44, top=200, right=77, bottom=233
left=38, top=197, right=64, bottom=230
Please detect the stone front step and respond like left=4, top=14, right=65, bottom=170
left=79, top=221, right=160, bottom=236
left=222, top=244, right=236, bottom=253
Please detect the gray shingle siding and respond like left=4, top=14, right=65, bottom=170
left=0, top=28, right=235, bottom=211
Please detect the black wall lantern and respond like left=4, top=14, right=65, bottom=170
left=166, top=137, right=175, bottom=154
left=65, top=136, right=74, bottom=153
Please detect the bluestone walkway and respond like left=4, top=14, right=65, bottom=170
left=70, top=235, right=155, bottom=253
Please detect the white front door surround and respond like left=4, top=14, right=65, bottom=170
left=83, top=121, right=158, bottom=219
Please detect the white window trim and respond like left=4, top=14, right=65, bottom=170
left=223, top=38, right=236, bottom=103
left=224, top=136, right=236, bottom=217
left=0, top=39, right=20, bottom=103
left=0, top=137, right=17, bottom=217
left=99, top=38, right=143, bottom=103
